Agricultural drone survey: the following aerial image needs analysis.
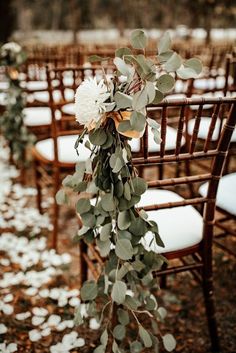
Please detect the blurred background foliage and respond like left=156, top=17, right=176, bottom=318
left=0, top=0, right=236, bottom=43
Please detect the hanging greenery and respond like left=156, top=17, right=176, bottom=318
left=0, top=42, right=35, bottom=166
left=57, top=30, right=202, bottom=352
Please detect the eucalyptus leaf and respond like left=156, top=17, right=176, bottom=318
left=158, top=32, right=171, bottom=54
left=130, top=341, right=143, bottom=353
left=184, top=57, right=202, bottom=74
left=114, top=91, right=133, bottom=109
left=100, top=329, right=108, bottom=346
left=100, top=223, right=112, bottom=241
left=114, top=57, right=130, bottom=76
left=156, top=74, right=175, bottom=93
left=118, top=210, right=131, bottom=230
left=130, top=29, right=147, bottom=49
left=117, top=309, right=130, bottom=326
left=80, top=280, right=98, bottom=301
left=94, top=345, right=105, bottom=353
left=132, top=177, right=148, bottom=196
left=152, top=89, right=164, bottom=104
left=89, top=128, right=107, bottom=146
left=165, top=52, right=182, bottom=72
left=56, top=189, right=68, bottom=205
left=132, top=86, right=149, bottom=111
left=139, top=326, right=153, bottom=348
left=115, top=47, right=132, bottom=58
left=111, top=280, right=127, bottom=304
left=101, top=193, right=115, bottom=212
left=130, top=111, right=146, bottom=132
left=89, top=55, right=110, bottom=62
left=76, top=198, right=91, bottom=214
left=162, top=334, right=176, bottom=352
left=97, top=239, right=111, bottom=257
left=113, top=324, right=126, bottom=340
left=115, top=238, right=133, bottom=260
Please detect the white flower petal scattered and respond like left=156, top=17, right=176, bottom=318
left=29, top=329, right=42, bottom=342
left=32, top=307, right=48, bottom=317
left=0, top=324, right=7, bottom=334
left=15, top=311, right=31, bottom=320
left=47, top=314, right=61, bottom=327
left=32, top=316, right=45, bottom=326
left=89, top=318, right=101, bottom=330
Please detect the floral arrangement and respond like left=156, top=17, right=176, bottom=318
left=0, top=42, right=34, bottom=166
left=58, top=30, right=202, bottom=352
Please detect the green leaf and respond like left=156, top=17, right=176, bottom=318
left=184, top=58, right=202, bottom=74
left=111, top=281, right=127, bottom=304
left=157, top=50, right=174, bottom=63
left=74, top=307, right=83, bottom=325
left=130, top=29, right=147, bottom=49
left=101, top=194, right=115, bottom=212
left=118, top=211, right=131, bottom=230
left=147, top=117, right=160, bottom=130
left=100, top=223, right=112, bottom=241
left=117, top=309, right=130, bottom=326
left=113, top=324, right=126, bottom=340
left=94, top=345, right=106, bottom=353
left=123, top=182, right=131, bottom=201
left=100, top=329, right=108, bottom=347
left=162, top=334, right=176, bottom=352
left=97, top=239, right=111, bottom=257
left=56, top=189, right=68, bottom=205
left=114, top=57, right=130, bottom=76
left=76, top=198, right=91, bottom=214
left=165, top=52, right=182, bottom=72
left=81, top=212, right=96, bottom=227
left=117, top=120, right=132, bottom=133
left=152, top=89, right=164, bottom=104
left=115, top=47, right=132, bottom=58
left=115, top=238, right=133, bottom=260
left=130, top=111, right=146, bottom=132
left=151, top=127, right=162, bottom=144
left=89, top=128, right=107, bottom=146
left=130, top=341, right=143, bottom=353
left=146, top=81, right=156, bottom=103
left=114, top=91, right=133, bottom=110
left=81, top=280, right=98, bottom=301
left=139, top=326, right=152, bottom=348
left=132, top=177, right=147, bottom=196
left=89, top=55, right=110, bottom=62
left=158, top=32, right=171, bottom=54
left=156, top=74, right=175, bottom=93
left=132, top=86, right=149, bottom=111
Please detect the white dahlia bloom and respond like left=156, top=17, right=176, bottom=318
left=1, top=42, right=21, bottom=54
left=75, top=77, right=111, bottom=128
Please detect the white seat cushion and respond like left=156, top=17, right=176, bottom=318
left=0, top=92, right=7, bottom=106
left=138, top=189, right=203, bottom=253
left=62, top=103, right=75, bottom=115
left=23, top=107, right=61, bottom=127
left=199, top=173, right=236, bottom=216
left=165, top=93, right=186, bottom=100
left=32, top=88, right=74, bottom=103
left=35, top=135, right=90, bottom=163
left=130, top=126, right=185, bottom=153
left=187, top=117, right=236, bottom=142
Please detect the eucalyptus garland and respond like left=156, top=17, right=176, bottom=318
left=57, top=30, right=202, bottom=352
left=0, top=42, right=35, bottom=166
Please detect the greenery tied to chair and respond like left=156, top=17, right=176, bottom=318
left=0, top=42, right=35, bottom=166
left=57, top=30, right=202, bottom=352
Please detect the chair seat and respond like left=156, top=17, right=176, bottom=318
left=35, top=135, right=90, bottom=164
left=138, top=189, right=203, bottom=253
left=23, top=107, right=61, bottom=127
left=199, top=173, right=236, bottom=216
left=130, top=126, right=185, bottom=152
left=62, top=103, right=75, bottom=115
left=187, top=117, right=236, bottom=142
left=32, top=89, right=75, bottom=103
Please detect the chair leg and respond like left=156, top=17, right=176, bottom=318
left=34, top=161, right=43, bottom=214
left=202, top=270, right=220, bottom=352
left=52, top=198, right=59, bottom=250
left=160, top=262, right=168, bottom=288
left=79, top=240, right=88, bottom=287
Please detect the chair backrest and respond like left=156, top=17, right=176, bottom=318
left=45, top=64, right=115, bottom=164
left=133, top=97, right=236, bottom=245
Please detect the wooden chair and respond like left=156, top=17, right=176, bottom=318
left=78, top=97, right=236, bottom=352
left=199, top=172, right=236, bottom=257
left=32, top=64, right=115, bottom=249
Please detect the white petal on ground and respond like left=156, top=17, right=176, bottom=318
left=41, top=327, right=51, bottom=337
left=32, top=307, right=48, bottom=317
left=47, top=314, right=61, bottom=327
left=0, top=323, right=8, bottom=334
left=68, top=297, right=80, bottom=307
left=3, top=294, right=13, bottom=302
left=15, top=311, right=31, bottom=320
left=32, top=316, right=45, bottom=326
left=89, top=318, right=101, bottom=330
left=29, top=329, right=42, bottom=342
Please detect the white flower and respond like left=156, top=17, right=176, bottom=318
left=75, top=77, right=110, bottom=128
left=1, top=42, right=21, bottom=54
left=29, top=329, right=42, bottom=342
left=0, top=342, right=17, bottom=353
left=0, top=324, right=7, bottom=334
